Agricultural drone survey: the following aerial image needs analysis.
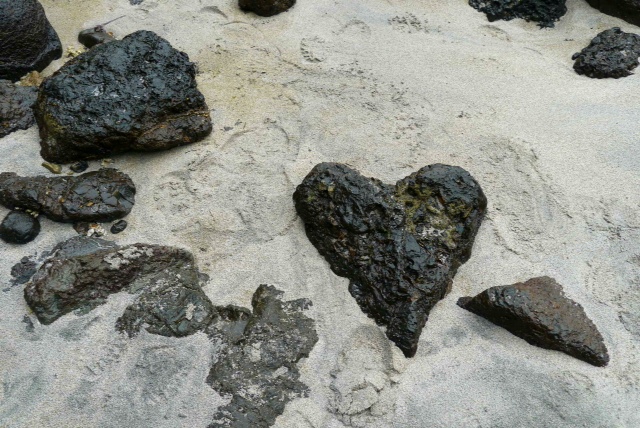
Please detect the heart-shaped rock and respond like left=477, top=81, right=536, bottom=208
left=293, top=162, right=487, bottom=357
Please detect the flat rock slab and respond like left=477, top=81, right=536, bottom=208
left=294, top=162, right=487, bottom=357
left=457, top=276, right=610, bottom=367
left=586, top=0, right=640, bottom=27
left=573, top=28, right=640, bottom=79
left=469, top=0, right=567, bottom=28
left=0, top=0, right=62, bottom=82
left=239, top=0, right=296, bottom=16
left=0, top=168, right=135, bottom=223
left=35, top=30, right=212, bottom=163
left=0, top=80, right=38, bottom=138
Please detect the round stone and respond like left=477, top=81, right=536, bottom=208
left=0, top=210, right=40, bottom=244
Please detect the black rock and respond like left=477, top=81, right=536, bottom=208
left=206, top=285, right=318, bottom=428
left=293, top=163, right=487, bottom=357
left=10, top=256, right=38, bottom=285
left=78, top=27, right=116, bottom=49
left=35, top=30, right=213, bottom=163
left=585, top=0, right=640, bottom=27
left=0, top=80, right=38, bottom=138
left=469, top=0, right=567, bottom=28
left=457, top=276, right=610, bottom=367
left=110, top=219, right=127, bottom=234
left=0, top=211, right=40, bottom=244
left=239, top=0, right=295, bottom=17
left=0, top=168, right=135, bottom=223
left=572, top=28, right=640, bottom=79
left=69, top=160, right=89, bottom=173
left=0, top=0, right=62, bottom=82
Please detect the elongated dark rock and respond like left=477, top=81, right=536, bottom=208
left=469, top=0, right=567, bottom=28
left=0, top=0, right=62, bottom=82
left=35, top=30, right=212, bottom=163
left=293, top=163, right=487, bottom=357
left=239, top=0, right=295, bottom=16
left=0, top=80, right=38, bottom=138
left=585, top=0, right=640, bottom=27
left=457, top=276, right=610, bottom=367
left=0, top=168, right=135, bottom=223
left=572, top=28, right=640, bottom=79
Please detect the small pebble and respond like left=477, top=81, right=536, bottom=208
left=110, top=219, right=128, bottom=234
left=70, top=160, right=89, bottom=173
left=0, top=211, right=41, bottom=244
left=42, top=162, right=62, bottom=174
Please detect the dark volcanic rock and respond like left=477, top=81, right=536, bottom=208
left=35, top=30, right=212, bottom=163
left=78, top=27, right=116, bottom=49
left=0, top=168, right=135, bottom=223
left=206, top=285, right=318, bottom=428
left=585, top=0, right=640, bottom=27
left=0, top=0, right=62, bottom=82
left=0, top=211, right=40, bottom=244
left=469, top=0, right=567, bottom=28
left=10, top=256, right=38, bottom=285
left=457, top=276, right=610, bottom=367
left=572, top=28, right=640, bottom=79
left=293, top=163, right=487, bottom=357
left=69, top=161, right=89, bottom=173
left=110, top=219, right=127, bottom=234
left=0, top=80, right=38, bottom=137
left=239, top=0, right=296, bottom=17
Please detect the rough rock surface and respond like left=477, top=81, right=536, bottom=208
left=206, top=285, right=318, bottom=428
left=572, top=28, right=640, bottom=79
left=585, top=0, right=640, bottom=27
left=0, top=81, right=38, bottom=138
left=9, top=256, right=37, bottom=286
left=239, top=0, right=296, bottom=17
left=293, top=162, right=487, bottom=357
left=0, top=168, right=135, bottom=223
left=469, top=0, right=567, bottom=28
left=457, top=276, right=610, bottom=367
left=0, top=211, right=40, bottom=244
left=0, top=0, right=62, bottom=82
left=35, top=30, right=212, bottom=163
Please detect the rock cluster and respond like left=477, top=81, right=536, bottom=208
left=585, top=0, right=640, bottom=27
left=468, top=0, right=567, bottom=28
left=573, top=28, right=640, bottom=79
left=0, top=80, right=38, bottom=138
left=294, top=162, right=487, bottom=357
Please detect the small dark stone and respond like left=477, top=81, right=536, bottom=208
left=0, top=168, right=135, bottom=223
left=22, top=315, right=35, bottom=332
left=0, top=80, right=38, bottom=138
left=10, top=256, right=38, bottom=285
left=35, top=30, right=212, bottom=163
left=585, top=0, right=640, bottom=27
left=457, top=276, right=610, bottom=367
left=0, top=211, right=40, bottom=244
left=239, top=0, right=296, bottom=17
left=110, top=219, right=127, bottom=234
left=469, top=0, right=567, bottom=28
left=69, top=160, right=89, bottom=173
left=130, top=0, right=144, bottom=4
left=0, top=0, right=63, bottom=81
left=293, top=163, right=487, bottom=357
left=573, top=28, right=640, bottom=79
left=78, top=27, right=116, bottom=49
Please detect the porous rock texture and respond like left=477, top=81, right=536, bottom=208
left=35, top=30, right=212, bottom=163
left=0, top=168, right=135, bottom=223
left=469, top=0, right=567, bottom=28
left=458, top=276, right=610, bottom=366
left=239, top=0, right=296, bottom=17
left=585, top=0, right=640, bottom=27
left=572, top=28, right=640, bottom=79
left=0, top=80, right=38, bottom=138
left=293, top=162, right=487, bottom=357
left=0, top=0, right=62, bottom=82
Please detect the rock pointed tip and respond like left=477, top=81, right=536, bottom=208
left=456, top=296, right=472, bottom=308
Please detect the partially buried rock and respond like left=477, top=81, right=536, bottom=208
left=77, top=16, right=123, bottom=49
left=293, top=163, right=487, bottom=357
left=110, top=219, right=127, bottom=234
left=0, top=80, right=38, bottom=138
left=0, top=211, right=40, bottom=244
left=69, top=160, right=89, bottom=173
left=469, top=0, right=567, bottom=28
left=239, top=0, right=295, bottom=17
left=572, top=28, right=640, bottom=79
left=0, top=168, right=135, bottom=223
left=0, top=0, right=62, bottom=82
left=457, top=276, right=610, bottom=367
left=35, top=30, right=212, bottom=163
left=585, top=0, right=640, bottom=28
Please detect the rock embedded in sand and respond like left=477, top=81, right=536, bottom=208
left=0, top=168, right=135, bottom=223
left=572, top=28, right=640, bottom=79
left=78, top=27, right=116, bottom=49
left=457, top=276, right=610, bottom=367
left=585, top=0, right=640, bottom=27
left=239, top=0, right=296, bottom=17
left=469, top=0, right=567, bottom=28
left=110, top=219, right=127, bottom=234
left=293, top=162, right=487, bottom=357
left=0, top=211, right=40, bottom=244
left=35, top=30, right=212, bottom=163
left=0, top=0, right=62, bottom=82
left=0, top=80, right=38, bottom=138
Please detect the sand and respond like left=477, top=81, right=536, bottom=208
left=1, top=0, right=639, bottom=427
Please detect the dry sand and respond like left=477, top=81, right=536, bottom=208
left=1, top=0, right=639, bottom=427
